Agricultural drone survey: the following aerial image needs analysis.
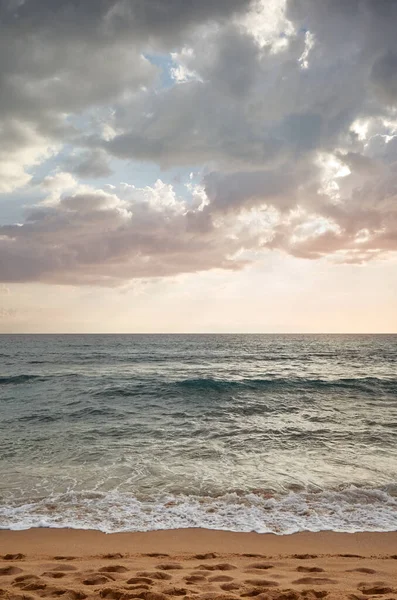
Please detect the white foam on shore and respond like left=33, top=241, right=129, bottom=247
left=0, top=486, right=396, bottom=534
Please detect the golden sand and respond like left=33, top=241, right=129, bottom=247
left=0, top=529, right=396, bottom=600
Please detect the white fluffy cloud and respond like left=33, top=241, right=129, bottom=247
left=0, top=177, right=263, bottom=285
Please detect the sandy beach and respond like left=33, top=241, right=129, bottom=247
left=0, top=529, right=396, bottom=600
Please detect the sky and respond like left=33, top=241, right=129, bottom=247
left=0, top=0, right=397, bottom=333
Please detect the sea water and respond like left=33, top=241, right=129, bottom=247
left=0, top=334, right=396, bottom=534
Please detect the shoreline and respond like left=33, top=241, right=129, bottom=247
left=1, top=528, right=396, bottom=557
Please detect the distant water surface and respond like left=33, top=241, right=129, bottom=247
left=0, top=334, right=396, bottom=534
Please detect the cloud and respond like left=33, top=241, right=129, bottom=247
left=371, top=52, right=397, bottom=105
left=0, top=121, right=56, bottom=193
left=1, top=150, right=397, bottom=288
left=0, top=179, right=259, bottom=285
left=101, top=0, right=397, bottom=170
left=0, top=0, right=253, bottom=192
left=203, top=166, right=306, bottom=213
left=64, top=150, right=113, bottom=179
left=1, top=0, right=397, bottom=286
left=101, top=5, right=368, bottom=169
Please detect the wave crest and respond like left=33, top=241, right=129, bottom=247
left=0, top=486, right=396, bottom=534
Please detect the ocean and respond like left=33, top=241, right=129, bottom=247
left=0, top=334, right=396, bottom=534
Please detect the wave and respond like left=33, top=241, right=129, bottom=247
left=175, top=376, right=397, bottom=393
left=92, top=386, right=141, bottom=398
left=0, top=486, right=396, bottom=535
left=0, top=374, right=45, bottom=385
left=17, top=414, right=61, bottom=424
left=2, top=371, right=396, bottom=392
left=69, top=406, right=120, bottom=419
left=0, top=373, right=80, bottom=385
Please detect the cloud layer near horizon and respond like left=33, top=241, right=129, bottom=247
left=1, top=0, right=397, bottom=285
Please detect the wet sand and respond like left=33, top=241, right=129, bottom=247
left=0, top=529, right=396, bottom=600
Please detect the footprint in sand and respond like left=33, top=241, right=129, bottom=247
left=43, top=590, right=87, bottom=600
left=194, top=554, right=218, bottom=560
left=244, top=569, right=274, bottom=575
left=128, top=585, right=152, bottom=592
left=137, top=571, right=172, bottom=581
left=220, top=583, right=241, bottom=591
left=99, top=589, right=125, bottom=600
left=126, top=577, right=154, bottom=585
left=208, top=576, right=234, bottom=583
left=13, top=575, right=39, bottom=584
left=0, top=567, right=23, bottom=576
left=197, top=564, right=237, bottom=572
left=185, top=575, right=207, bottom=584
left=296, top=567, right=325, bottom=573
left=47, top=564, right=78, bottom=572
left=39, top=586, right=67, bottom=597
left=244, top=578, right=280, bottom=586
left=162, top=587, right=188, bottom=596
left=156, top=563, right=183, bottom=571
left=242, top=588, right=275, bottom=597
left=83, top=575, right=115, bottom=585
left=292, top=578, right=336, bottom=585
left=16, top=581, right=47, bottom=591
left=301, top=591, right=328, bottom=599
left=2, top=555, right=25, bottom=561
left=212, top=564, right=237, bottom=572
left=347, top=568, right=376, bottom=574
left=99, top=566, right=129, bottom=574
left=146, top=553, right=170, bottom=558
left=247, top=563, right=274, bottom=570
left=42, top=572, right=67, bottom=579
left=293, top=555, right=318, bottom=560
left=53, top=556, right=77, bottom=561
left=2, top=594, right=35, bottom=600
left=270, top=592, right=300, bottom=600
left=62, top=592, right=87, bottom=600
left=138, top=592, right=169, bottom=600
left=357, top=582, right=394, bottom=595
left=101, top=554, right=124, bottom=559
left=197, top=594, right=238, bottom=600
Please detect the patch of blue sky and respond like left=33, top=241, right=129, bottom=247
left=28, top=141, right=202, bottom=197
left=144, top=52, right=176, bottom=89
left=27, top=144, right=72, bottom=185
left=6, top=51, right=202, bottom=218
left=100, top=156, right=205, bottom=200
left=0, top=187, right=45, bottom=224
left=0, top=157, right=202, bottom=224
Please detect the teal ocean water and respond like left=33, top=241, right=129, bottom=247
left=0, top=334, right=396, bottom=534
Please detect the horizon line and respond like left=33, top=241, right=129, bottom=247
left=1, top=332, right=396, bottom=336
